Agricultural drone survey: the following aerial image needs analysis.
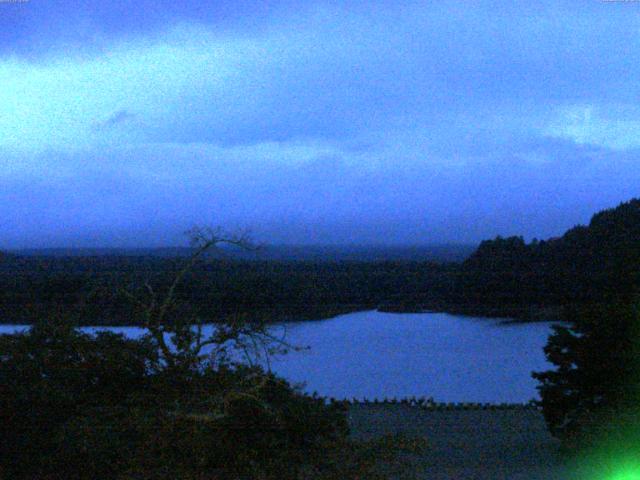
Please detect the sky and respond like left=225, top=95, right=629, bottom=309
left=1, top=0, right=639, bottom=248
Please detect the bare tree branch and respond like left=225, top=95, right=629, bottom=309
left=119, top=225, right=291, bottom=371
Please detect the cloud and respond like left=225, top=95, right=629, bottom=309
left=2, top=137, right=639, bottom=248
left=1, top=1, right=640, bottom=247
left=544, top=104, right=640, bottom=150
left=2, top=3, right=640, bottom=153
left=94, top=110, right=137, bottom=130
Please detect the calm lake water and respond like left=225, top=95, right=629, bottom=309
left=0, top=311, right=559, bottom=403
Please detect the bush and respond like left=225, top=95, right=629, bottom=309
left=0, top=320, right=349, bottom=479
left=0, top=319, right=154, bottom=478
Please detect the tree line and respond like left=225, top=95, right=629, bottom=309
left=447, top=198, right=640, bottom=317
left=0, top=255, right=455, bottom=325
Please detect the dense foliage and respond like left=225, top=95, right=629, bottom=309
left=0, top=257, right=455, bottom=325
left=532, top=301, right=640, bottom=454
left=0, top=320, right=355, bottom=479
left=451, top=198, right=640, bottom=317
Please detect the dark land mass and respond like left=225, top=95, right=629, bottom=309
left=12, top=244, right=476, bottom=263
left=0, top=198, right=638, bottom=325
left=442, top=197, right=640, bottom=319
left=0, top=255, right=457, bottom=325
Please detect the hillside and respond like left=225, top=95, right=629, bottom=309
left=447, top=198, right=640, bottom=318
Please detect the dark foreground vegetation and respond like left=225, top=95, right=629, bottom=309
left=0, top=233, right=427, bottom=479
left=533, top=300, right=640, bottom=465
left=1, top=319, right=429, bottom=480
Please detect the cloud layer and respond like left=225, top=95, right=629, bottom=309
left=1, top=1, right=639, bottom=247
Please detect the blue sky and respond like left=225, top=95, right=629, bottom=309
left=1, top=0, right=639, bottom=247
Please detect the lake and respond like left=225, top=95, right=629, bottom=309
left=0, top=310, right=559, bottom=403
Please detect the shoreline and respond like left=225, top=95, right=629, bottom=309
left=0, top=302, right=564, bottom=326
left=348, top=403, right=573, bottom=479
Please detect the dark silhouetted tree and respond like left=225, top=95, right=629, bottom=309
left=533, top=300, right=640, bottom=453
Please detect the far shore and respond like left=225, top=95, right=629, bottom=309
left=0, top=302, right=565, bottom=326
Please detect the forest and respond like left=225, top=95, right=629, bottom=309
left=1, top=198, right=638, bottom=325
left=0, top=255, right=455, bottom=325
left=448, top=197, right=640, bottom=318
